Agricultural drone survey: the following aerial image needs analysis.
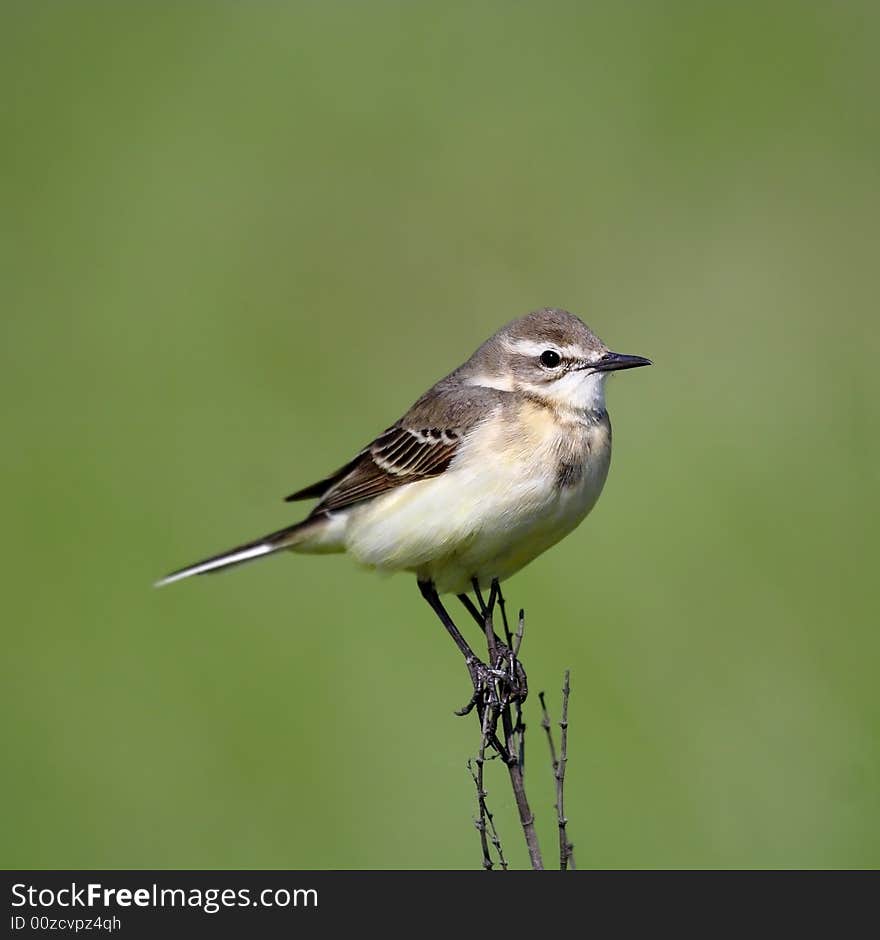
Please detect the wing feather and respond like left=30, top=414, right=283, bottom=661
left=283, top=450, right=370, bottom=502
left=283, top=382, right=506, bottom=515
left=315, top=427, right=457, bottom=512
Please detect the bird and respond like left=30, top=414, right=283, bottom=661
left=157, top=307, right=650, bottom=660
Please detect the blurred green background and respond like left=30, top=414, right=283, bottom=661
left=3, top=2, right=878, bottom=870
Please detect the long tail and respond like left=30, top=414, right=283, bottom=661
left=155, top=517, right=321, bottom=587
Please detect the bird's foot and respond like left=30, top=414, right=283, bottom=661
left=492, top=640, right=528, bottom=706
left=454, top=646, right=528, bottom=717
left=455, top=657, right=506, bottom=716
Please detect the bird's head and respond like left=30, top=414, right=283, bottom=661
left=462, top=307, right=651, bottom=412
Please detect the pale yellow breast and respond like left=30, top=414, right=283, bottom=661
left=342, top=400, right=611, bottom=589
left=472, top=399, right=611, bottom=542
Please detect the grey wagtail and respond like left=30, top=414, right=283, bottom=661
left=158, top=308, right=650, bottom=656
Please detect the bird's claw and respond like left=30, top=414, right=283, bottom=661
left=454, top=646, right=528, bottom=717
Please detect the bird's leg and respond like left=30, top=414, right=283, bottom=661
left=495, top=580, right=514, bottom=648
left=472, top=579, right=487, bottom=615
left=488, top=579, right=528, bottom=707
left=475, top=579, right=509, bottom=751
left=463, top=578, right=508, bottom=655
left=456, top=592, right=506, bottom=651
left=418, top=580, right=502, bottom=717
left=458, top=579, right=524, bottom=699
left=419, top=579, right=479, bottom=662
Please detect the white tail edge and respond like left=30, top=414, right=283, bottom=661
left=154, top=542, right=275, bottom=587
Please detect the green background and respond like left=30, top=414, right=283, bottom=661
left=3, top=2, right=878, bottom=869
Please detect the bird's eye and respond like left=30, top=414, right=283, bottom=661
left=540, top=350, right=562, bottom=368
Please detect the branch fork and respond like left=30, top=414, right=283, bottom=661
left=419, top=576, right=576, bottom=871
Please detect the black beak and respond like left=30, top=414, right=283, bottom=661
left=591, top=351, right=653, bottom=373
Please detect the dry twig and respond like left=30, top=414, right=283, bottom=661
left=539, top=672, right=576, bottom=870
left=468, top=706, right=508, bottom=870
left=458, top=581, right=543, bottom=870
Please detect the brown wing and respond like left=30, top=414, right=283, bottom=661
left=311, top=425, right=460, bottom=513
left=284, top=452, right=366, bottom=502
left=284, top=382, right=506, bottom=515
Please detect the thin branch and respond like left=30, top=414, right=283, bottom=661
left=426, top=577, right=566, bottom=871
left=482, top=580, right=499, bottom=665
left=468, top=754, right=493, bottom=869
left=498, top=591, right=513, bottom=648
left=557, top=670, right=575, bottom=870
left=540, top=673, right=576, bottom=870
left=510, top=609, right=527, bottom=781
left=539, top=690, right=560, bottom=777
left=513, top=609, right=525, bottom=657
left=468, top=706, right=507, bottom=870
left=499, top=699, right=542, bottom=870
left=483, top=772, right=507, bottom=868
left=489, top=586, right=543, bottom=871
left=458, top=592, right=506, bottom=652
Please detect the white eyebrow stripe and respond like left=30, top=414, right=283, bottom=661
left=503, top=338, right=582, bottom=358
